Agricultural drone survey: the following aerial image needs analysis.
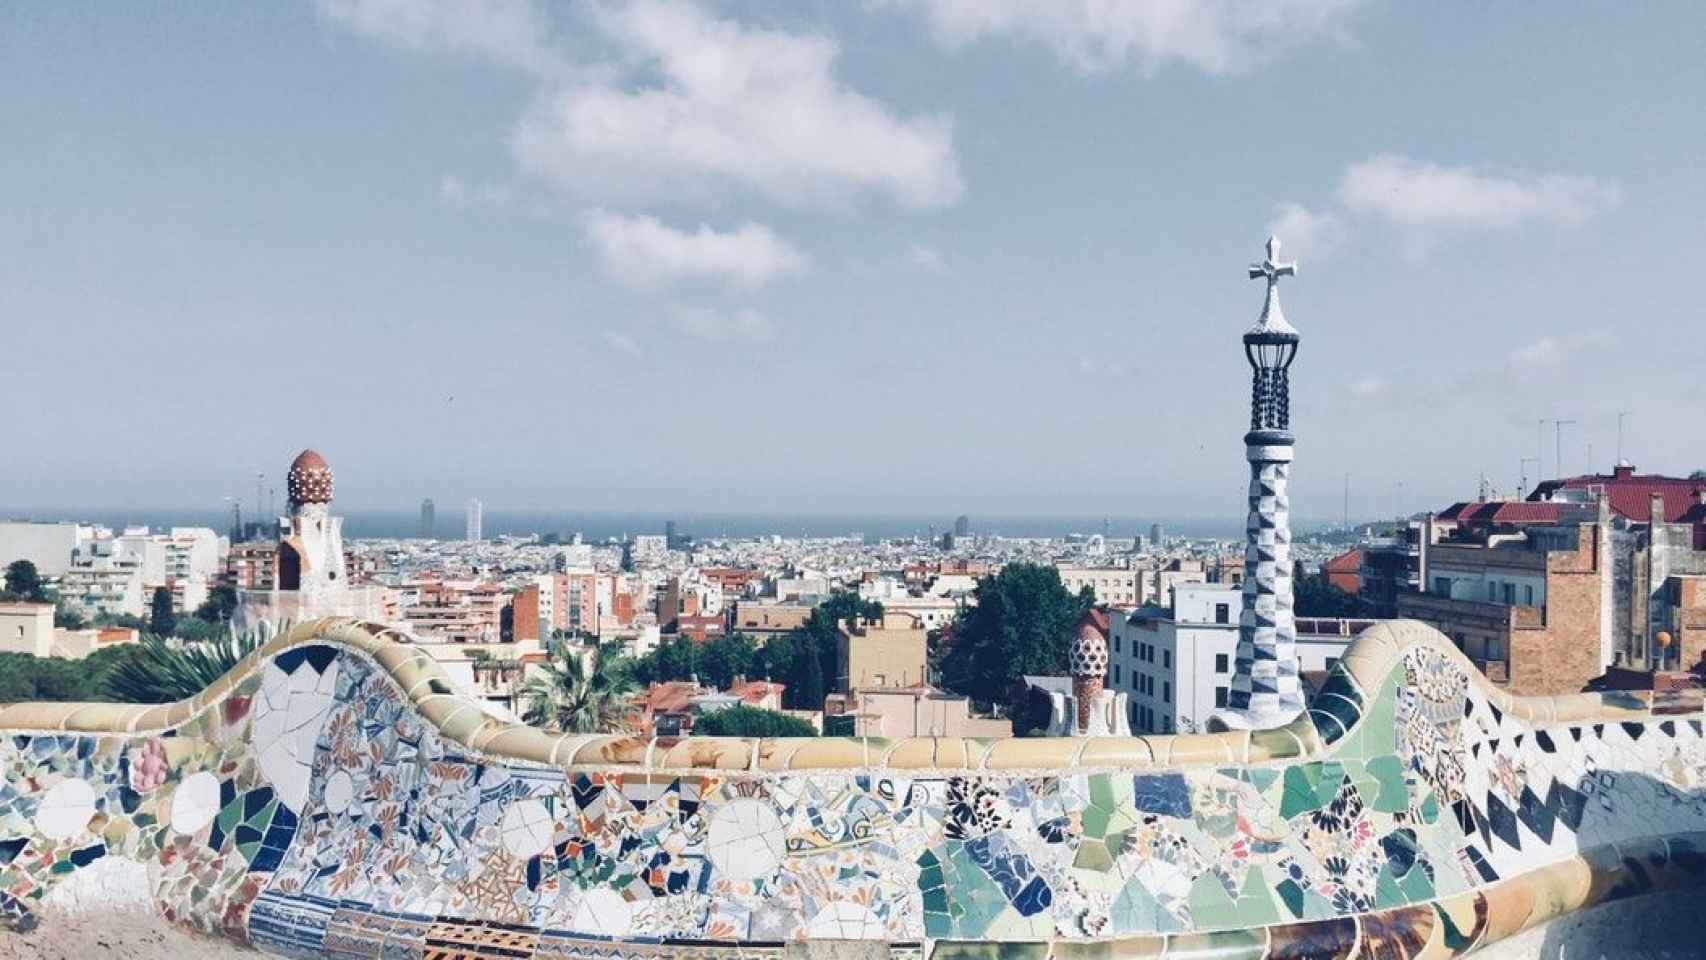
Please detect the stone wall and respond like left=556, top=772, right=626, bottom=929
left=2, top=619, right=1704, bottom=959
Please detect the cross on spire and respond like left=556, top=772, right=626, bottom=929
left=1248, top=235, right=1298, bottom=334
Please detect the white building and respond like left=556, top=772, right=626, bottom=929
left=1109, top=584, right=1368, bottom=734
left=466, top=499, right=484, bottom=542
left=0, top=521, right=93, bottom=579
left=1056, top=566, right=1141, bottom=606
left=59, top=561, right=147, bottom=619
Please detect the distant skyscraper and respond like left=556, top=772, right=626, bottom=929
left=953, top=514, right=970, bottom=537
left=1150, top=523, right=1164, bottom=547
left=665, top=519, right=678, bottom=549
left=419, top=498, right=435, bottom=540
left=465, top=498, right=483, bottom=542
left=1227, top=236, right=1304, bottom=725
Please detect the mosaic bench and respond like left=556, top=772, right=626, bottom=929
left=2, top=618, right=1703, bottom=959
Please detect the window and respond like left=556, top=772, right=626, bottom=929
left=1162, top=681, right=1171, bottom=703
left=1162, top=716, right=1172, bottom=733
left=1112, top=664, right=1121, bottom=685
left=1488, top=582, right=1498, bottom=602
left=1523, top=585, right=1535, bottom=605
left=1215, top=603, right=1230, bottom=625
left=1112, top=635, right=1120, bottom=653
left=1163, top=650, right=1171, bottom=669
left=1502, top=583, right=1516, bottom=605
left=1486, top=638, right=1503, bottom=660
left=1434, top=576, right=1451, bottom=596
left=1214, top=686, right=1229, bottom=708
left=1215, top=653, right=1229, bottom=673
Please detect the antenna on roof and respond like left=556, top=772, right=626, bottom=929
left=1617, top=410, right=1632, bottom=464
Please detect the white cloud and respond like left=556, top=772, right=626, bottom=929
left=1348, top=375, right=1387, bottom=398
left=1507, top=332, right=1614, bottom=372
left=1266, top=202, right=1345, bottom=261
left=314, top=0, right=562, bottom=74
left=581, top=209, right=807, bottom=291
left=602, top=330, right=643, bottom=356
left=1338, top=154, right=1621, bottom=231
left=513, top=0, right=962, bottom=208
left=877, top=0, right=1364, bottom=75
left=669, top=305, right=777, bottom=343
left=909, top=243, right=947, bottom=273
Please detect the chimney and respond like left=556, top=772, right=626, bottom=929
left=1614, top=462, right=1636, bottom=481
left=1651, top=493, right=1666, bottom=526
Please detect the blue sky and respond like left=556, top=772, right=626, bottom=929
left=3, top=2, right=1703, bottom=521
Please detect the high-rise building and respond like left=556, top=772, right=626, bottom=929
left=1226, top=236, right=1304, bottom=725
left=665, top=519, right=678, bottom=549
left=953, top=514, right=970, bottom=538
left=1149, top=523, right=1164, bottom=549
left=465, top=499, right=483, bottom=542
left=419, top=498, right=436, bottom=540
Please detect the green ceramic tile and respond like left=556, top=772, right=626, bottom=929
left=1366, top=755, right=1410, bottom=814
left=1231, top=866, right=1281, bottom=926
left=1187, top=870, right=1238, bottom=929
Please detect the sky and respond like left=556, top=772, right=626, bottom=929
left=3, top=1, right=1704, bottom=523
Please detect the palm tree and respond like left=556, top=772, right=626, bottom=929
left=520, top=642, right=635, bottom=734
left=104, top=622, right=275, bottom=704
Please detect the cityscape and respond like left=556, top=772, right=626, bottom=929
left=3, top=3, right=1704, bottom=959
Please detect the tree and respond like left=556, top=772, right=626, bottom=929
left=193, top=585, right=239, bottom=623
left=789, top=634, right=826, bottom=710
left=53, top=602, right=87, bottom=630
left=520, top=644, right=635, bottom=734
left=103, top=627, right=268, bottom=703
left=4, top=560, right=45, bottom=600
left=698, top=633, right=756, bottom=689
left=149, top=587, right=177, bottom=638
left=1292, top=562, right=1370, bottom=618
left=499, top=603, right=515, bottom=642
left=1691, top=469, right=1706, bottom=481
left=692, top=705, right=817, bottom=737
left=939, top=563, right=1091, bottom=720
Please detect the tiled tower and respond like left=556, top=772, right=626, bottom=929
left=1228, top=237, right=1304, bottom=723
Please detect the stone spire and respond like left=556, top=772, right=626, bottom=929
left=1223, top=236, right=1305, bottom=727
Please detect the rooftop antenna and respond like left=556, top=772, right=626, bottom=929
left=1554, top=419, right=1577, bottom=479
left=1520, top=457, right=1539, bottom=499
left=1537, top=419, right=1548, bottom=481
left=1617, top=410, right=1632, bottom=463
left=256, top=472, right=265, bottom=524
left=1342, top=472, right=1350, bottom=530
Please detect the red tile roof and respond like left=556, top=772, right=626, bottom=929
left=1437, top=501, right=1572, bottom=525
left=1529, top=466, right=1706, bottom=525
left=1323, top=549, right=1362, bottom=573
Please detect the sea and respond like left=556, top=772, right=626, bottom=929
left=0, top=508, right=1294, bottom=543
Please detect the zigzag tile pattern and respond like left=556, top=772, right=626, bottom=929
left=2, top=619, right=1704, bottom=959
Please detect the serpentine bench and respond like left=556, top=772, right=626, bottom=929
left=2, top=618, right=1703, bottom=958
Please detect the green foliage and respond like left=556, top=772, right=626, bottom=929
left=172, top=616, right=229, bottom=644
left=194, top=585, right=239, bottom=623
left=53, top=601, right=87, bottom=630
left=520, top=643, right=636, bottom=734
left=103, top=628, right=268, bottom=704
left=3, top=560, right=45, bottom=600
left=149, top=587, right=178, bottom=638
left=632, top=633, right=762, bottom=690
left=691, top=704, right=816, bottom=737
left=789, top=635, right=825, bottom=710
left=1292, top=563, right=1371, bottom=618
left=0, top=644, right=165, bottom=704
left=938, top=563, right=1091, bottom=720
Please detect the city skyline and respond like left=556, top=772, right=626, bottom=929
left=5, top=3, right=1704, bottom=518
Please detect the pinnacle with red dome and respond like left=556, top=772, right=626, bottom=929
left=286, top=448, right=334, bottom=507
